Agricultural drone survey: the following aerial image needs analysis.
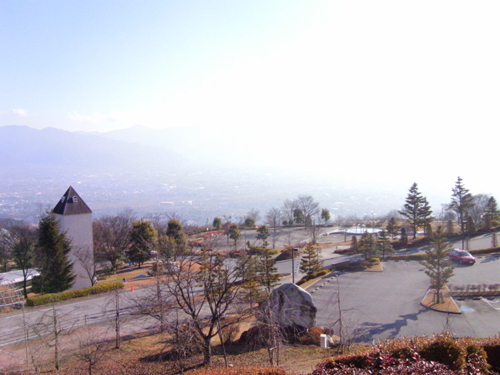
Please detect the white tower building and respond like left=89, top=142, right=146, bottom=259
left=52, top=186, right=94, bottom=290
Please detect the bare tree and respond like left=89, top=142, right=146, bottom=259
left=469, top=194, right=490, bottom=226
left=93, top=209, right=135, bottom=271
left=297, top=195, right=320, bottom=226
left=74, top=245, right=97, bottom=286
left=28, top=302, right=76, bottom=370
left=0, top=224, right=37, bottom=297
left=265, top=207, right=282, bottom=248
left=282, top=199, right=299, bottom=226
left=74, top=326, right=110, bottom=375
left=246, top=208, right=261, bottom=224
left=162, top=249, right=251, bottom=366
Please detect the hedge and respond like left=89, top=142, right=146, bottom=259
left=26, top=282, right=124, bottom=307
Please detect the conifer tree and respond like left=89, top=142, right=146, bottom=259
left=351, top=236, right=358, bottom=252
left=399, top=227, right=408, bottom=247
left=359, top=232, right=378, bottom=260
left=420, top=226, right=454, bottom=304
left=399, top=183, right=433, bottom=239
left=377, top=230, right=393, bottom=259
left=257, top=242, right=279, bottom=293
left=36, top=213, right=75, bottom=293
left=299, top=242, right=323, bottom=275
left=483, top=196, right=500, bottom=230
left=449, top=176, right=474, bottom=236
left=386, top=217, right=399, bottom=239
left=166, top=219, right=187, bottom=256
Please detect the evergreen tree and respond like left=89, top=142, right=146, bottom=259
left=257, top=243, right=279, bottom=293
left=399, top=183, right=433, bottom=239
left=386, top=217, right=399, bottom=239
left=321, top=208, right=331, bottom=225
left=256, top=225, right=270, bottom=246
left=420, top=197, right=433, bottom=236
left=351, top=236, right=358, bottom=252
left=293, top=208, right=304, bottom=225
left=359, top=232, right=378, bottom=260
left=227, top=224, right=241, bottom=250
left=377, top=230, right=394, bottom=259
left=240, top=255, right=264, bottom=307
left=399, top=227, right=408, bottom=247
left=36, top=213, right=75, bottom=293
left=166, top=219, right=187, bottom=256
left=449, top=176, right=474, bottom=236
left=420, top=226, right=454, bottom=304
left=299, top=242, right=323, bottom=275
left=128, top=220, right=157, bottom=267
left=212, top=217, right=222, bottom=230
left=466, top=215, right=476, bottom=235
left=483, top=196, right=500, bottom=230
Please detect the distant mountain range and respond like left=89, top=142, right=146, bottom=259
left=0, top=125, right=280, bottom=176
left=0, top=125, right=187, bottom=176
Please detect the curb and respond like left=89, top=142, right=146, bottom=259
left=421, top=286, right=461, bottom=314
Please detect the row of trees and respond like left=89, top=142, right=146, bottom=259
left=397, top=177, right=500, bottom=240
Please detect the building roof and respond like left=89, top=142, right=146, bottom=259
left=0, top=269, right=40, bottom=286
left=52, top=186, right=92, bottom=215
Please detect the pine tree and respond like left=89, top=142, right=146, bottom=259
left=399, top=228, right=408, bottom=247
left=299, top=242, right=323, bottom=275
left=359, top=232, right=378, bottom=260
left=466, top=215, right=476, bottom=235
left=386, top=217, right=399, bottom=239
left=36, top=213, right=75, bottom=293
left=449, top=176, right=474, bottom=236
left=377, top=230, right=393, bottom=259
left=420, top=226, right=454, bottom=304
left=399, top=183, right=433, bottom=239
left=257, top=243, right=279, bottom=293
left=256, top=225, right=270, bottom=246
left=483, top=196, right=500, bottom=230
left=351, top=236, right=358, bottom=252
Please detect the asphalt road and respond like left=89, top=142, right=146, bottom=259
left=311, top=255, right=500, bottom=344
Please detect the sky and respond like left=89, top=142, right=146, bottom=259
left=2, top=1, right=500, bottom=198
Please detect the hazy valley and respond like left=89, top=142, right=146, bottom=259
left=0, top=125, right=447, bottom=224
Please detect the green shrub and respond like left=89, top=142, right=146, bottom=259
left=419, top=334, right=465, bottom=370
left=26, top=282, right=124, bottom=306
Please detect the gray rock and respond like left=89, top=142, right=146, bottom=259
left=259, top=283, right=317, bottom=329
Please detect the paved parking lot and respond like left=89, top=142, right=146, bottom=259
left=311, top=255, right=500, bottom=344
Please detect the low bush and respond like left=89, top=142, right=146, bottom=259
left=297, top=269, right=330, bottom=285
left=186, top=367, right=286, bottom=375
left=26, top=282, right=124, bottom=306
left=311, top=335, right=498, bottom=375
left=299, top=326, right=325, bottom=346
left=419, top=334, right=464, bottom=371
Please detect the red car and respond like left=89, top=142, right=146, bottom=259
left=449, top=249, right=476, bottom=265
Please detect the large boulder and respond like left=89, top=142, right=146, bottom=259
left=258, top=283, right=317, bottom=329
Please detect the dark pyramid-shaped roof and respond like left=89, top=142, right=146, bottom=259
left=52, top=186, right=92, bottom=216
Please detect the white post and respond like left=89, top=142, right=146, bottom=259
left=320, top=334, right=328, bottom=349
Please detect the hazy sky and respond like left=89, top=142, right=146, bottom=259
left=2, top=1, right=500, bottom=197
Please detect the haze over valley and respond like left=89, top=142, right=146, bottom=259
left=0, top=124, right=480, bottom=225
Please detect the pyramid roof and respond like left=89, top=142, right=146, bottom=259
left=52, top=186, right=92, bottom=215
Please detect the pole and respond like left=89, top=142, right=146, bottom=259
left=292, top=248, right=295, bottom=284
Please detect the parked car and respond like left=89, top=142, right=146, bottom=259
left=449, top=249, right=476, bottom=265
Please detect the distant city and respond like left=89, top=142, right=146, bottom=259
left=0, top=125, right=451, bottom=225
